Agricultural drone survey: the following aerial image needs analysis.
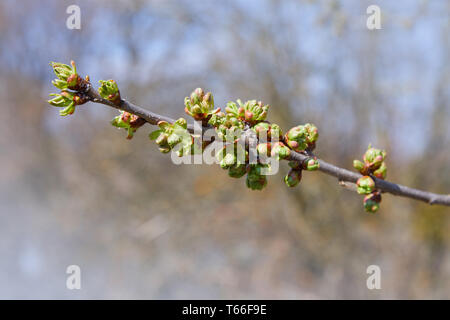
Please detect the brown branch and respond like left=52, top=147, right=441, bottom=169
left=83, top=85, right=450, bottom=207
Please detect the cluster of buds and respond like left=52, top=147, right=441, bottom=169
left=284, top=157, right=319, bottom=188
left=49, top=61, right=89, bottom=116
left=98, top=80, right=121, bottom=105
left=183, top=88, right=320, bottom=190
left=353, top=145, right=387, bottom=177
left=111, top=111, right=146, bottom=139
left=285, top=123, right=319, bottom=152
left=210, top=112, right=244, bottom=142
left=184, top=88, right=219, bottom=122
left=354, top=145, right=387, bottom=213
left=48, top=90, right=88, bottom=116
left=225, top=99, right=269, bottom=125
left=216, top=142, right=269, bottom=190
left=149, top=118, right=193, bottom=156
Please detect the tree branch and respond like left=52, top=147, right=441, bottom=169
left=83, top=85, right=450, bottom=207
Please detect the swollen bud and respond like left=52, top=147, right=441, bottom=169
left=356, top=176, right=376, bottom=195
left=363, top=192, right=382, bottom=213
left=285, top=125, right=308, bottom=151
left=353, top=160, right=365, bottom=172
left=271, top=142, right=291, bottom=160
left=284, top=168, right=302, bottom=187
left=256, top=143, right=271, bottom=157
left=303, top=157, right=319, bottom=171
left=228, top=164, right=247, bottom=178
left=363, top=146, right=386, bottom=170
left=246, top=164, right=269, bottom=190
left=373, top=162, right=387, bottom=179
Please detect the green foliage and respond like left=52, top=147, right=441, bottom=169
left=48, top=91, right=76, bottom=116
left=48, top=61, right=87, bottom=116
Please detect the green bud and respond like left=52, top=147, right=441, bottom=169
left=217, top=146, right=238, bottom=169
left=363, top=146, right=386, bottom=170
left=252, top=122, right=270, bottom=139
left=304, top=157, right=319, bottom=171
left=225, top=99, right=269, bottom=124
left=174, top=118, right=187, bottom=129
left=271, top=142, right=291, bottom=160
left=150, top=118, right=192, bottom=153
left=285, top=126, right=308, bottom=151
left=353, top=160, right=365, bottom=172
left=190, top=88, right=204, bottom=105
left=356, top=176, right=376, bottom=195
left=228, top=164, right=247, bottom=178
left=363, top=192, right=382, bottom=213
left=256, top=143, right=271, bottom=157
left=185, top=88, right=215, bottom=120
left=246, top=164, right=268, bottom=190
left=284, top=169, right=302, bottom=187
left=220, top=152, right=236, bottom=169
left=246, top=174, right=267, bottom=190
left=363, top=199, right=379, bottom=213
left=373, top=162, right=387, bottom=180
left=208, top=111, right=226, bottom=127
left=269, top=123, right=283, bottom=140
left=225, top=102, right=239, bottom=117
left=285, top=123, right=319, bottom=151
left=98, top=80, right=120, bottom=104
left=155, top=133, right=168, bottom=145
left=167, top=133, right=182, bottom=148
left=203, top=92, right=214, bottom=109
left=111, top=111, right=144, bottom=139
left=304, top=123, right=319, bottom=144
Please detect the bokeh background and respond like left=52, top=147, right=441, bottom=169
left=0, top=0, right=449, bottom=299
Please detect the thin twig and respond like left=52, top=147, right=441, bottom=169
left=83, top=87, right=450, bottom=207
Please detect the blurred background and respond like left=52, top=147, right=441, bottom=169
left=0, top=0, right=449, bottom=299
